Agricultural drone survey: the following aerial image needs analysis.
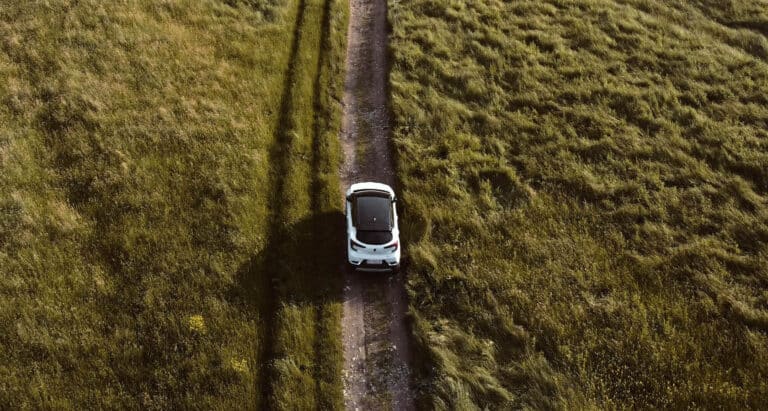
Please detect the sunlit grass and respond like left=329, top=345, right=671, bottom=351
left=390, top=0, right=768, bottom=408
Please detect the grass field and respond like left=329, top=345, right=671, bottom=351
left=0, top=0, right=347, bottom=408
left=389, top=0, right=768, bottom=408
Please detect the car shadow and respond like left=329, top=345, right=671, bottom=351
left=227, top=209, right=347, bottom=404
left=229, top=207, right=348, bottom=322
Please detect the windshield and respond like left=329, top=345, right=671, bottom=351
left=356, top=230, right=393, bottom=245
left=354, top=195, right=392, bottom=231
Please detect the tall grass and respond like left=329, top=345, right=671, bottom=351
left=389, top=0, right=768, bottom=408
left=0, top=0, right=347, bottom=407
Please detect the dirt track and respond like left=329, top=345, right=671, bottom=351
left=339, top=0, right=414, bottom=408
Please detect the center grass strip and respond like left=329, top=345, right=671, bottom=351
left=260, top=0, right=348, bottom=407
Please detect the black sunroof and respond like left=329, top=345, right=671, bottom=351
left=354, top=195, right=392, bottom=231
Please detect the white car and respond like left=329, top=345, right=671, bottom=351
left=346, top=182, right=401, bottom=272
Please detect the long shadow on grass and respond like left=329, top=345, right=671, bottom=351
left=229, top=0, right=342, bottom=404
left=226, top=0, right=310, bottom=405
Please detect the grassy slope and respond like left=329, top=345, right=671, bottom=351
left=389, top=0, right=768, bottom=408
left=0, top=0, right=347, bottom=408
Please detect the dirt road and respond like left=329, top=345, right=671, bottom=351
left=339, top=0, right=415, bottom=408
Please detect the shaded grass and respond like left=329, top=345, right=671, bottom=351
left=389, top=0, right=768, bottom=408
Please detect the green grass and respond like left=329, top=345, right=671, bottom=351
left=389, top=0, right=768, bottom=408
left=0, top=0, right=347, bottom=407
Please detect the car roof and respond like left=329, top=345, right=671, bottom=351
left=353, top=194, right=392, bottom=231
